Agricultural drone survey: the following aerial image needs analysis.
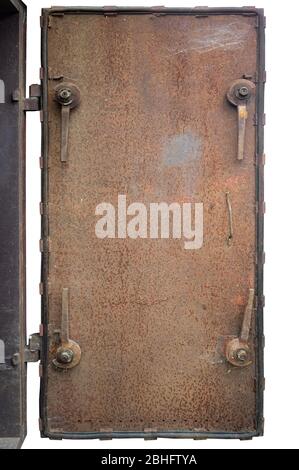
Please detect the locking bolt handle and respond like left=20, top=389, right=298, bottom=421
left=52, top=288, right=81, bottom=370
left=227, top=79, right=255, bottom=161
left=54, top=83, right=81, bottom=163
left=225, top=289, right=255, bottom=367
left=240, top=288, right=255, bottom=343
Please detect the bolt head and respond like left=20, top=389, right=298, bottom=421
left=238, top=86, right=249, bottom=98
left=235, top=348, right=248, bottom=362
left=58, top=88, right=72, bottom=103
left=57, top=348, right=74, bottom=364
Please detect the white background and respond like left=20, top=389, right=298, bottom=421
left=23, top=0, right=299, bottom=449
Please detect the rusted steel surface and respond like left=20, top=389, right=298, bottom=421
left=0, top=0, right=27, bottom=449
left=40, top=8, right=265, bottom=439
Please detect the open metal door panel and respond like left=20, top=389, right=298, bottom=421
left=0, top=0, right=27, bottom=450
left=40, top=7, right=265, bottom=440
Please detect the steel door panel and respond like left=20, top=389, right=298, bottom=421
left=40, top=7, right=265, bottom=439
left=0, top=0, right=27, bottom=449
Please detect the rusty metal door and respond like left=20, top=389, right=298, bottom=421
left=40, top=7, right=265, bottom=440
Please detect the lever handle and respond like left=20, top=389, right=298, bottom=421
left=227, top=79, right=255, bottom=161
left=240, top=288, right=255, bottom=343
left=225, top=288, right=255, bottom=367
left=54, top=83, right=81, bottom=163
left=52, top=288, right=81, bottom=369
left=237, top=105, right=248, bottom=161
left=61, top=287, right=70, bottom=344
left=60, top=106, right=71, bottom=163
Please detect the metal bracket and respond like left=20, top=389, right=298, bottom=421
left=24, top=84, right=42, bottom=112
left=12, top=333, right=41, bottom=366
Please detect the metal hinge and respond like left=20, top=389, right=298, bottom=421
left=254, top=113, right=266, bottom=126
left=23, top=84, right=42, bottom=112
left=12, top=333, right=42, bottom=366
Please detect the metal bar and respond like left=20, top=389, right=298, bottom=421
left=240, top=289, right=255, bottom=343
left=61, top=106, right=70, bottom=162
left=61, top=288, right=70, bottom=343
left=225, top=192, right=233, bottom=246
left=46, top=6, right=260, bottom=16
left=237, top=105, right=248, bottom=160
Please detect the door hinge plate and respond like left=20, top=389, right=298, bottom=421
left=24, top=84, right=42, bottom=112
left=12, top=333, right=42, bottom=365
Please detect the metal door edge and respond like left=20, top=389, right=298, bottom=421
left=39, top=6, right=265, bottom=439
